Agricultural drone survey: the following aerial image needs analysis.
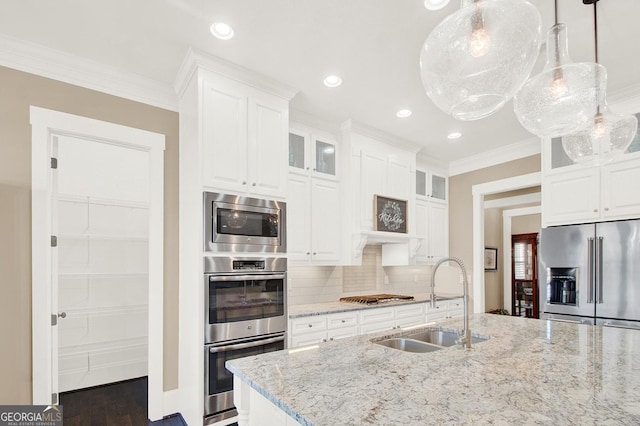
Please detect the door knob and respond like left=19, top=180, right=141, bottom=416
left=58, top=312, right=67, bottom=319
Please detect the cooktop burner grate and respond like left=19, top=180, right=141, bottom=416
left=339, top=294, right=415, bottom=305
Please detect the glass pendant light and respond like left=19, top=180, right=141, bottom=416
left=420, top=0, right=542, bottom=121
left=560, top=1, right=638, bottom=166
left=513, top=1, right=606, bottom=138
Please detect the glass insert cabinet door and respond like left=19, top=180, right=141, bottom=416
left=415, top=169, right=447, bottom=201
left=288, top=131, right=337, bottom=177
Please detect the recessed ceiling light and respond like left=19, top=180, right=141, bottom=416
left=447, top=132, right=462, bottom=140
left=323, top=75, right=343, bottom=88
left=424, top=0, right=450, bottom=11
left=396, top=109, right=413, bottom=118
left=210, top=22, right=234, bottom=40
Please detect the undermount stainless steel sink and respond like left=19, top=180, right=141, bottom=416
left=374, top=328, right=489, bottom=353
left=405, top=329, right=489, bottom=347
left=375, top=338, right=443, bottom=353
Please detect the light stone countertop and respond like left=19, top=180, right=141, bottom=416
left=288, top=292, right=462, bottom=318
left=227, top=314, right=640, bottom=425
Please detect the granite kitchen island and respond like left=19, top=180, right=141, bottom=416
left=226, top=314, right=640, bottom=425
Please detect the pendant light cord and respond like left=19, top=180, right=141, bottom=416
left=593, top=2, right=599, bottom=63
left=554, top=0, right=558, bottom=25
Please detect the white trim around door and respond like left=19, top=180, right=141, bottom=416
left=502, top=205, right=542, bottom=314
left=471, top=172, right=541, bottom=314
left=30, top=106, right=166, bottom=421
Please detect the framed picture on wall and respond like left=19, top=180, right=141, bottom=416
left=484, top=247, right=498, bottom=271
left=374, top=195, right=408, bottom=233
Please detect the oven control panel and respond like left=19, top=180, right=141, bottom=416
left=232, top=260, right=265, bottom=270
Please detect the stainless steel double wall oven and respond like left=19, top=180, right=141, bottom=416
left=203, top=192, right=287, bottom=424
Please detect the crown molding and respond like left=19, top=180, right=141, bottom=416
left=340, top=119, right=422, bottom=154
left=173, top=47, right=298, bottom=101
left=0, top=34, right=178, bottom=111
left=608, top=82, right=640, bottom=114
left=449, top=137, right=541, bottom=176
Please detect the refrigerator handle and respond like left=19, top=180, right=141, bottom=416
left=596, top=236, right=604, bottom=304
left=587, top=237, right=594, bottom=304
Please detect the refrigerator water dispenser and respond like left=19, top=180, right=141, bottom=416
left=548, top=267, right=577, bottom=305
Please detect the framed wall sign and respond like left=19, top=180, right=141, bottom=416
left=484, top=247, right=498, bottom=271
left=374, top=195, right=407, bottom=233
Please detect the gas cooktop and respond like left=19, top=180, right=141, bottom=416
left=339, top=294, right=415, bottom=305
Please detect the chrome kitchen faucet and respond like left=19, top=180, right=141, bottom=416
left=430, top=257, right=472, bottom=349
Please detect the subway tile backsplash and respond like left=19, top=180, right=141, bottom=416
left=288, top=246, right=463, bottom=306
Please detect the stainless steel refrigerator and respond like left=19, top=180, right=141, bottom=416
left=538, top=219, right=640, bottom=329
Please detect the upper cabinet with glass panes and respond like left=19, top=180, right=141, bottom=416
left=545, top=112, right=640, bottom=173
left=416, top=169, right=447, bottom=203
left=288, top=126, right=338, bottom=179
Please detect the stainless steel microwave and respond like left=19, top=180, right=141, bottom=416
left=203, top=192, right=287, bottom=253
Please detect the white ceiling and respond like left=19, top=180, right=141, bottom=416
left=2, top=0, right=639, bottom=164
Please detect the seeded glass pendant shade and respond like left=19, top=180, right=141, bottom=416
left=514, top=24, right=606, bottom=138
left=420, top=0, right=542, bottom=121
left=559, top=0, right=638, bottom=167
left=561, top=102, right=638, bottom=166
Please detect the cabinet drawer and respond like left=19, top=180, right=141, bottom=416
left=359, top=307, right=395, bottom=325
left=290, top=316, right=327, bottom=335
left=326, top=311, right=359, bottom=329
left=327, top=326, right=358, bottom=341
left=290, top=331, right=327, bottom=348
left=395, top=303, right=425, bottom=319
left=448, top=299, right=464, bottom=318
left=426, top=310, right=448, bottom=322
left=395, top=315, right=425, bottom=329
left=426, top=300, right=448, bottom=313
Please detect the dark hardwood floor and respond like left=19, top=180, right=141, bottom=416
left=59, top=377, right=186, bottom=426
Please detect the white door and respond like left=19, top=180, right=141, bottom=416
left=31, top=107, right=165, bottom=419
left=53, top=134, right=150, bottom=393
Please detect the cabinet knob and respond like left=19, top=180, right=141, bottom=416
left=306, top=167, right=310, bottom=170
left=313, top=168, right=317, bottom=172
left=306, top=252, right=310, bottom=255
left=322, top=338, right=327, bottom=342
left=604, top=207, right=609, bottom=211
left=341, top=319, right=346, bottom=323
left=242, top=181, right=247, bottom=185
left=330, top=337, right=334, bottom=341
left=313, top=252, right=317, bottom=255
left=308, top=324, right=313, bottom=328
left=593, top=209, right=598, bottom=213
left=252, top=182, right=256, bottom=187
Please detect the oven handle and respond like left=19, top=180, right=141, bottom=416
left=209, top=273, right=286, bottom=282
left=209, top=335, right=285, bottom=353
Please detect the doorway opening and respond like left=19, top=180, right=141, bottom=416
left=30, top=107, right=165, bottom=420
left=511, top=233, right=539, bottom=318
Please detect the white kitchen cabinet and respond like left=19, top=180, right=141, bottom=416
left=358, top=306, right=396, bottom=335
left=289, top=311, right=358, bottom=348
left=287, top=125, right=341, bottom=265
left=416, top=169, right=447, bottom=203
left=287, top=172, right=341, bottom=265
left=289, top=300, right=465, bottom=348
left=359, top=304, right=426, bottom=334
left=414, top=177, right=449, bottom=264
left=201, top=78, right=288, bottom=199
left=427, top=202, right=449, bottom=262
left=425, top=298, right=464, bottom=322
left=542, top=128, right=640, bottom=226
left=326, top=311, right=359, bottom=341
left=394, top=303, right=426, bottom=328
left=289, top=127, right=338, bottom=180
left=363, top=152, right=412, bottom=229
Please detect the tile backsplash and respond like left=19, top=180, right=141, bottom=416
left=288, top=246, right=467, bottom=306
